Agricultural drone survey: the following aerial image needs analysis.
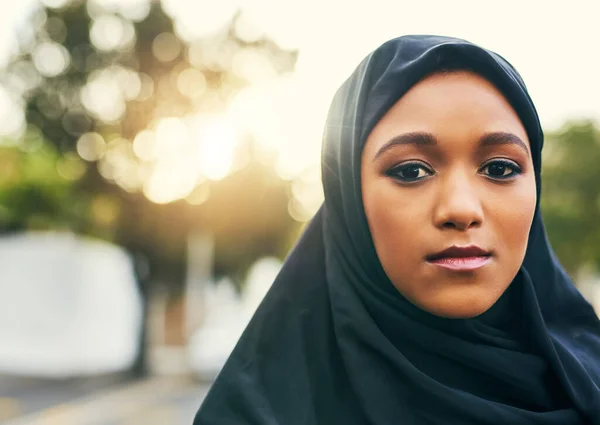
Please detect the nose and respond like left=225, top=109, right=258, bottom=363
left=433, top=172, right=483, bottom=231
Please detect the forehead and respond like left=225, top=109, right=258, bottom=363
left=366, top=71, right=529, bottom=147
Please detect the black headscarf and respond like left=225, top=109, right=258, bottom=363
left=194, top=35, right=600, bottom=424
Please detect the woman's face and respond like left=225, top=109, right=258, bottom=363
left=361, top=71, right=537, bottom=318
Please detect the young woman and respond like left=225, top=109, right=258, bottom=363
left=194, top=35, right=600, bottom=424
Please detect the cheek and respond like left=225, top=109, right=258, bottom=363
left=363, top=180, right=426, bottom=270
left=490, top=177, right=537, bottom=256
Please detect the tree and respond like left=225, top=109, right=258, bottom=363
left=0, top=0, right=300, bottom=291
left=541, top=120, right=600, bottom=278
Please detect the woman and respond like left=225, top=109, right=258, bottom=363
left=194, top=35, right=600, bottom=424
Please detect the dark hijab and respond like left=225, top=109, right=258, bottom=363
left=194, top=35, right=600, bottom=424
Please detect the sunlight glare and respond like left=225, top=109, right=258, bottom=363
left=192, top=114, right=239, bottom=181
left=154, top=117, right=191, bottom=159
left=143, top=160, right=198, bottom=204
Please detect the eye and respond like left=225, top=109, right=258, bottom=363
left=386, top=162, right=434, bottom=183
left=480, top=159, right=522, bottom=180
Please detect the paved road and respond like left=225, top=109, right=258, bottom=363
left=0, top=375, right=128, bottom=419
left=0, top=376, right=210, bottom=425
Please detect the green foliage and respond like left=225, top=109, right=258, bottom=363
left=0, top=135, right=88, bottom=231
left=541, top=120, right=600, bottom=276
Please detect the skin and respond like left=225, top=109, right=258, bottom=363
left=361, top=71, right=537, bottom=319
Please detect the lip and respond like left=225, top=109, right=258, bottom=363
left=428, top=256, right=492, bottom=271
left=426, top=245, right=492, bottom=272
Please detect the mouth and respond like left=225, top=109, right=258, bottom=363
left=425, top=245, right=492, bottom=272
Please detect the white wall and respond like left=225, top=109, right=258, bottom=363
left=0, top=232, right=143, bottom=377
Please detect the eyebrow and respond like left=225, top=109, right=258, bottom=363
left=373, top=131, right=530, bottom=160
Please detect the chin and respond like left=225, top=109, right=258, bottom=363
left=435, top=306, right=492, bottom=319
left=419, top=296, right=499, bottom=319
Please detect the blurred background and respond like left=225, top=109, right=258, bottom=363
left=0, top=0, right=598, bottom=424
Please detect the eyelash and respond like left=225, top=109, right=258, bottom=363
left=480, top=159, right=522, bottom=180
left=386, top=161, right=433, bottom=183
left=386, top=159, right=523, bottom=184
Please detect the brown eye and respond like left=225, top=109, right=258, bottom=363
left=481, top=160, right=521, bottom=180
left=387, top=162, right=434, bottom=183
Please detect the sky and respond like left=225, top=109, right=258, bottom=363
left=166, top=0, right=600, bottom=130
left=277, top=0, right=600, bottom=130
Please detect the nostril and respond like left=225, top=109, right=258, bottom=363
left=442, top=219, right=481, bottom=230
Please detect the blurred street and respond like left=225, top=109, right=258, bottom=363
left=0, top=376, right=209, bottom=425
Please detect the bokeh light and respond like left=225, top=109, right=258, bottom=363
left=40, top=0, right=71, bottom=9
left=91, top=0, right=152, bottom=22
left=90, top=15, right=136, bottom=52
left=232, top=48, right=277, bottom=83
left=81, top=67, right=133, bottom=123
left=32, top=41, right=70, bottom=77
left=162, top=0, right=240, bottom=41
left=187, top=38, right=238, bottom=72
left=56, top=152, right=87, bottom=181
left=133, top=130, right=156, bottom=162
left=0, top=86, right=25, bottom=138
left=233, top=11, right=264, bottom=43
left=289, top=166, right=323, bottom=222
left=4, top=61, right=42, bottom=96
left=143, top=160, right=198, bottom=204
left=135, top=72, right=155, bottom=101
left=77, top=132, right=107, bottom=162
left=154, top=117, right=190, bottom=160
left=152, top=32, right=181, bottom=63
left=177, top=68, right=207, bottom=99
left=185, top=181, right=210, bottom=205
